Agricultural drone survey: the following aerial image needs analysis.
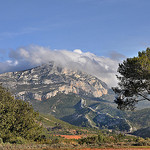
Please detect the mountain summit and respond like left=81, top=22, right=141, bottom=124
left=0, top=62, right=149, bottom=132
left=0, top=62, right=109, bottom=101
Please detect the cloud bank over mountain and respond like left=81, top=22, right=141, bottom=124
left=0, top=45, right=124, bottom=87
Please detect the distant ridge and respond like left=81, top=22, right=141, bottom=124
left=0, top=62, right=149, bottom=133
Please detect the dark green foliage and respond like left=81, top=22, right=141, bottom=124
left=127, top=108, right=150, bottom=128
left=78, top=132, right=115, bottom=145
left=132, top=127, right=150, bottom=138
left=113, top=48, right=150, bottom=110
left=32, top=93, right=81, bottom=118
left=0, top=138, right=3, bottom=144
left=0, top=85, right=42, bottom=142
left=9, top=136, right=27, bottom=144
left=79, top=131, right=150, bottom=147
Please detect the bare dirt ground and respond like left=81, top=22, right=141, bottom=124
left=59, top=134, right=83, bottom=139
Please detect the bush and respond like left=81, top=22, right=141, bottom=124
left=78, top=136, right=96, bottom=145
left=135, top=137, right=149, bottom=146
left=79, top=133, right=108, bottom=145
left=9, top=137, right=27, bottom=144
left=0, top=138, right=3, bottom=144
left=0, top=85, right=42, bottom=143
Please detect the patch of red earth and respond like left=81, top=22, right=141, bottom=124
left=59, top=135, right=83, bottom=139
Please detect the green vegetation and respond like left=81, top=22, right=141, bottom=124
left=39, top=113, right=95, bottom=136
left=132, top=127, right=150, bottom=138
left=113, top=48, right=150, bottom=110
left=79, top=131, right=150, bottom=147
left=32, top=93, right=81, bottom=118
left=0, top=85, right=42, bottom=143
left=127, top=108, right=150, bottom=129
left=0, top=79, right=150, bottom=149
left=31, top=92, right=150, bottom=132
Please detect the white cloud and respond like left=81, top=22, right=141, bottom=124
left=20, top=48, right=30, bottom=58
left=6, top=60, right=18, bottom=66
left=74, top=49, right=83, bottom=54
left=0, top=45, right=122, bottom=87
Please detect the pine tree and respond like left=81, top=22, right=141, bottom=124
left=112, top=48, right=150, bottom=110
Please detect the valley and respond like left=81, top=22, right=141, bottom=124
left=0, top=62, right=149, bottom=149
left=1, top=1, right=150, bottom=149
left=0, top=62, right=149, bottom=134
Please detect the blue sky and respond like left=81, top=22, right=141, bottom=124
left=0, top=0, right=150, bottom=61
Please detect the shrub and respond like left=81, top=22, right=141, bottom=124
left=9, top=137, right=27, bottom=144
left=0, top=85, right=42, bottom=143
left=0, top=138, right=3, bottom=144
left=79, top=133, right=108, bottom=145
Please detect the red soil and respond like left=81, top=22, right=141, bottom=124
left=59, top=135, right=83, bottom=139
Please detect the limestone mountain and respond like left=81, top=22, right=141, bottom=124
left=0, top=62, right=149, bottom=132
left=0, top=62, right=108, bottom=101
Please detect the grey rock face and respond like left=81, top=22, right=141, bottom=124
left=0, top=62, right=134, bottom=132
left=0, top=62, right=109, bottom=101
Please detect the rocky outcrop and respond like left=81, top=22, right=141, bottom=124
left=0, top=62, right=146, bottom=132
left=0, top=62, right=109, bottom=101
left=62, top=98, right=133, bottom=132
left=93, top=113, right=132, bottom=132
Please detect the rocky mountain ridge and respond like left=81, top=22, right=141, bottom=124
left=62, top=98, right=132, bottom=132
left=0, top=62, right=149, bottom=133
left=0, top=62, right=108, bottom=101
